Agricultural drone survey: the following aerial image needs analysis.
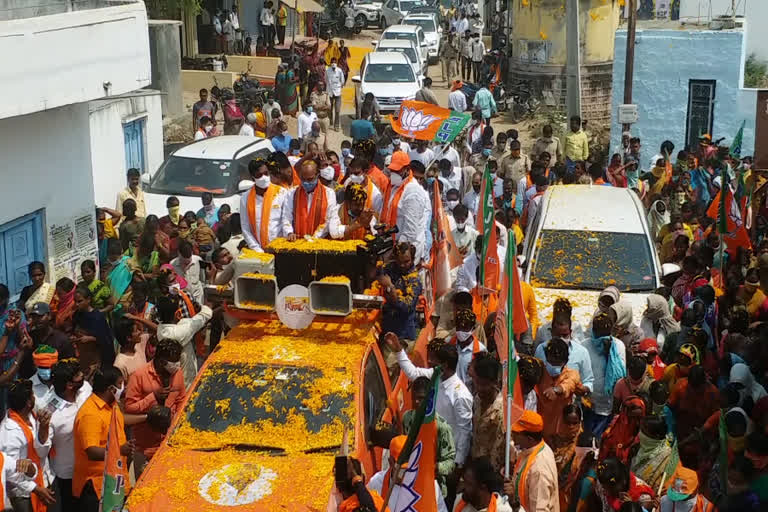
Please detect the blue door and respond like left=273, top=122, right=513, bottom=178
left=0, top=212, right=45, bottom=298
left=123, top=119, right=146, bottom=172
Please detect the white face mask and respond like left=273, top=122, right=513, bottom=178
left=446, top=200, right=459, bottom=210
left=456, top=330, right=473, bottom=342
left=254, top=174, right=271, bottom=189
left=389, top=172, right=403, bottom=186
left=320, top=166, right=335, bottom=181
left=112, top=384, right=124, bottom=401
left=164, top=361, right=181, bottom=375
left=347, top=174, right=365, bottom=184
left=456, top=220, right=467, bottom=231
left=204, top=125, right=213, bottom=133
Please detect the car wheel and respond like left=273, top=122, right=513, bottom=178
left=380, top=16, right=387, bottom=29
left=356, top=13, right=366, bottom=27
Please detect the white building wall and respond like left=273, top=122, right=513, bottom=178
left=89, top=92, right=164, bottom=209
left=679, top=0, right=745, bottom=22
left=0, top=103, right=98, bottom=282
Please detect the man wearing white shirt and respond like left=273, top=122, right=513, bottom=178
left=445, top=189, right=474, bottom=231
left=0, top=380, right=55, bottom=509
left=388, top=136, right=411, bottom=155
left=455, top=235, right=505, bottom=293
left=297, top=103, right=318, bottom=141
left=156, top=297, right=213, bottom=389
left=408, top=140, right=435, bottom=168
left=456, top=13, right=469, bottom=37
left=381, top=152, right=427, bottom=263
left=238, top=113, right=258, bottom=137
left=470, top=33, right=486, bottom=83
left=344, top=157, right=383, bottom=214
left=282, top=160, right=344, bottom=240
left=450, top=204, right=478, bottom=257
left=240, top=159, right=287, bottom=251
left=433, top=144, right=461, bottom=170
left=462, top=171, right=483, bottom=214
left=465, top=112, right=485, bottom=153
left=48, top=359, right=92, bottom=512
left=384, top=335, right=473, bottom=476
left=260, top=1, right=275, bottom=46
left=0, top=454, right=37, bottom=511
left=448, top=81, right=468, bottom=112
left=325, top=59, right=345, bottom=131
left=437, top=159, right=462, bottom=196
left=170, top=241, right=205, bottom=304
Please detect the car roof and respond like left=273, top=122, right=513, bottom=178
left=384, top=24, right=421, bottom=34
left=540, top=185, right=648, bottom=234
left=366, top=51, right=412, bottom=65
left=172, top=135, right=272, bottom=160
left=404, top=13, right=434, bottom=20
left=376, top=39, right=418, bottom=49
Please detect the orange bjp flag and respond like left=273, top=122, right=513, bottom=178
left=391, top=101, right=471, bottom=144
left=100, top=408, right=128, bottom=512
left=431, top=179, right=463, bottom=301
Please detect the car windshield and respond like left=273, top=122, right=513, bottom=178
left=174, top=362, right=351, bottom=450
left=364, top=63, right=415, bottom=82
left=399, top=0, right=423, bottom=11
left=148, top=151, right=265, bottom=197
left=379, top=46, right=417, bottom=63
left=530, top=230, right=656, bottom=292
left=382, top=31, right=417, bottom=47
left=404, top=18, right=435, bottom=32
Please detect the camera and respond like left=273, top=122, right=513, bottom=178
left=357, top=224, right=399, bottom=259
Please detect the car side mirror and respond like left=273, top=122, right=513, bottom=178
left=371, top=40, right=378, bottom=46
left=351, top=75, right=361, bottom=83
left=420, top=41, right=427, bottom=47
left=438, top=26, right=443, bottom=33
left=140, top=173, right=151, bottom=185
left=238, top=179, right=254, bottom=192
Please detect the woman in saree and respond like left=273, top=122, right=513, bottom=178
left=81, top=259, right=114, bottom=315
left=591, top=457, right=654, bottom=512
left=129, top=231, right=160, bottom=283
left=51, top=277, right=77, bottom=333
left=324, top=39, right=341, bottom=66
left=72, top=285, right=116, bottom=372
left=145, top=214, right=171, bottom=263
left=17, top=261, right=54, bottom=313
left=566, top=432, right=599, bottom=512
left=599, top=395, right=646, bottom=465
left=630, top=416, right=672, bottom=491
left=338, top=39, right=351, bottom=82
left=276, top=64, right=299, bottom=116
left=639, top=294, right=680, bottom=351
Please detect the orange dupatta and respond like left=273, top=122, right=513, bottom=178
left=293, top=184, right=328, bottom=236
left=454, top=493, right=500, bottom=512
left=247, top=184, right=279, bottom=247
left=339, top=204, right=373, bottom=240
left=8, top=411, right=46, bottom=512
left=381, top=175, right=413, bottom=227
left=339, top=489, right=389, bottom=512
left=513, top=440, right=546, bottom=510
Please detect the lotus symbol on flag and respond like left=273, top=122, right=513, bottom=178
left=400, top=106, right=438, bottom=137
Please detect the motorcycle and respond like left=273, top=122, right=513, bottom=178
left=340, top=5, right=365, bottom=36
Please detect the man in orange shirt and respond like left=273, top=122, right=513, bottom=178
left=73, top=367, right=133, bottom=512
left=125, top=340, right=186, bottom=467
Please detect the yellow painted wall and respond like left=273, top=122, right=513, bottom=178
left=512, top=0, right=619, bottom=65
left=181, top=70, right=237, bottom=93
left=198, top=55, right=281, bottom=81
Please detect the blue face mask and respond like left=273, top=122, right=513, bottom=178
left=544, top=361, right=563, bottom=378
left=37, top=368, right=52, bottom=381
left=482, top=148, right=492, bottom=157
left=301, top=179, right=318, bottom=194
left=306, top=106, right=313, bottom=113
left=341, top=148, right=351, bottom=157
left=292, top=149, right=300, bottom=155
left=379, top=147, right=393, bottom=156
left=426, top=176, right=436, bottom=187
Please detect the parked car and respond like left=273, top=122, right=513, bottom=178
left=380, top=0, right=425, bottom=28
left=373, top=24, right=429, bottom=72
left=351, top=0, right=383, bottom=27
left=522, top=185, right=662, bottom=328
left=374, top=38, right=427, bottom=78
left=141, top=136, right=273, bottom=216
left=402, top=12, right=441, bottom=64
left=351, top=52, right=421, bottom=116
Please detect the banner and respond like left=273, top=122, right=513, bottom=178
left=431, top=180, right=463, bottom=300
left=391, top=101, right=471, bottom=143
left=100, top=408, right=127, bottom=512
left=476, top=164, right=499, bottom=292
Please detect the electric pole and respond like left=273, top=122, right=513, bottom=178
left=565, top=0, right=581, bottom=121
left=622, top=0, right=637, bottom=133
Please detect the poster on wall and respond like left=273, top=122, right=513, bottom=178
left=655, top=0, right=670, bottom=20
left=48, top=210, right=99, bottom=283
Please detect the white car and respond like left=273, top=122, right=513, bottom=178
left=380, top=0, right=425, bottom=28
left=351, top=0, right=383, bottom=27
left=522, top=185, right=662, bottom=328
left=374, top=38, right=427, bottom=78
left=351, top=52, right=421, bottom=116
left=402, top=13, right=440, bottom=64
left=141, top=136, right=274, bottom=215
left=373, top=25, right=429, bottom=73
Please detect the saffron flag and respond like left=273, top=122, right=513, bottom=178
left=391, top=101, right=471, bottom=143
left=100, top=408, right=127, bottom=512
left=391, top=368, right=441, bottom=512
left=477, top=163, right=499, bottom=293
left=432, top=180, right=463, bottom=301
left=494, top=236, right=527, bottom=438
left=706, top=172, right=751, bottom=253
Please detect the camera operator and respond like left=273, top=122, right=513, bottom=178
left=334, top=456, right=387, bottom=512
left=377, top=241, right=422, bottom=344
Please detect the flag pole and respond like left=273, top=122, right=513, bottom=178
left=504, top=230, right=516, bottom=479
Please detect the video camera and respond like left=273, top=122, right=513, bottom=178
left=356, top=224, right=399, bottom=259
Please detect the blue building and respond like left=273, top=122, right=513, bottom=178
left=610, top=25, right=757, bottom=167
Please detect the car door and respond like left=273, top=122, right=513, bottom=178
left=355, top=341, right=394, bottom=478
left=416, top=27, right=428, bottom=65
left=381, top=0, right=398, bottom=27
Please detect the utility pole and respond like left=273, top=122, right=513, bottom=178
left=622, top=0, right=637, bottom=133
left=565, top=0, right=581, bottom=121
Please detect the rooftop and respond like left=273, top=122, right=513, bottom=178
left=541, top=185, right=647, bottom=234
left=0, top=0, right=137, bottom=22
left=172, top=136, right=273, bottom=160
left=618, top=16, right=744, bottom=32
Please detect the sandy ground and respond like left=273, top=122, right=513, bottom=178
left=177, top=28, right=536, bottom=154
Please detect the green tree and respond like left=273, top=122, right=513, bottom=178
left=745, top=53, right=768, bottom=89
left=145, top=0, right=201, bottom=20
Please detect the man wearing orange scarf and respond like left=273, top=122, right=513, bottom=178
left=0, top=380, right=56, bottom=510
left=381, top=152, right=427, bottom=263
left=343, top=157, right=383, bottom=214
left=503, top=410, right=559, bottom=512
left=240, top=157, right=288, bottom=251
left=282, top=159, right=343, bottom=240
left=337, top=457, right=390, bottom=512
left=454, top=457, right=513, bottom=511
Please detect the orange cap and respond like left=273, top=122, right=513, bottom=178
left=511, top=410, right=544, bottom=433
left=388, top=151, right=411, bottom=171
left=668, top=466, right=699, bottom=501
left=389, top=435, right=407, bottom=460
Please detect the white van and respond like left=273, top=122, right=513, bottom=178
left=351, top=52, right=421, bottom=116
left=522, top=185, right=662, bottom=328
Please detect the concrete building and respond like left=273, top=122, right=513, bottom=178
left=0, top=0, right=160, bottom=296
left=509, top=0, right=620, bottom=125
left=610, top=22, right=756, bottom=169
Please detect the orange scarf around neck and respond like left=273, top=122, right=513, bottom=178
left=454, top=492, right=500, bottom=512
left=293, top=184, right=328, bottom=236
left=513, top=440, right=546, bottom=511
left=340, top=204, right=373, bottom=240
left=247, top=184, right=279, bottom=247
left=381, top=175, right=412, bottom=227
left=450, top=334, right=481, bottom=354
left=8, top=411, right=46, bottom=512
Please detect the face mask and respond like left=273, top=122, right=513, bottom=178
left=311, top=129, right=320, bottom=136
left=456, top=330, right=473, bottom=342
left=379, top=148, right=392, bottom=156
left=292, top=149, right=301, bottom=156
left=392, top=138, right=401, bottom=146
left=179, top=229, right=190, bottom=238
left=456, top=220, right=467, bottom=231
left=306, top=106, right=314, bottom=113
left=426, top=177, right=436, bottom=187
left=112, top=384, right=124, bottom=401
left=203, top=203, right=214, bottom=212
left=473, top=184, right=481, bottom=193
left=446, top=200, right=459, bottom=210
left=282, top=130, right=289, bottom=137
left=320, top=166, right=335, bottom=181
left=254, top=174, right=271, bottom=188
left=347, top=174, right=364, bottom=184
left=389, top=172, right=403, bottom=187
left=168, top=206, right=181, bottom=222
left=164, top=361, right=181, bottom=375
left=168, top=282, right=181, bottom=295
left=341, top=148, right=351, bottom=157
left=331, top=64, right=337, bottom=70
left=204, top=125, right=213, bottom=133
left=545, top=361, right=563, bottom=377
left=37, top=368, right=52, bottom=381
left=302, top=179, right=318, bottom=194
